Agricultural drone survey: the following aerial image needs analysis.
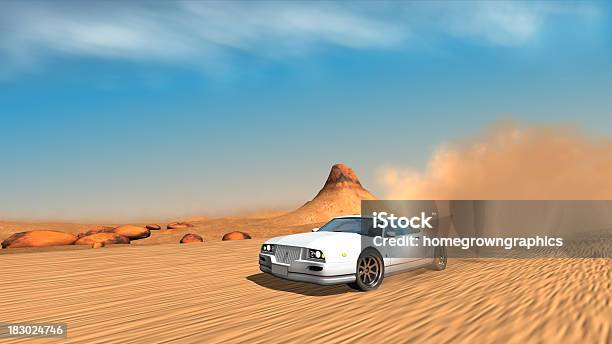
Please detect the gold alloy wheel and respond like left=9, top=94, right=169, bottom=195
left=358, top=255, right=382, bottom=286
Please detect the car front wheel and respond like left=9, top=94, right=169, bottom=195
left=348, top=248, right=384, bottom=291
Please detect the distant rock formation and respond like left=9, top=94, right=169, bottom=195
left=167, top=222, right=194, bottom=229
left=2, top=230, right=78, bottom=249
left=222, top=231, right=252, bottom=241
left=146, top=224, right=161, bottom=230
left=321, top=163, right=366, bottom=190
left=75, top=233, right=130, bottom=248
left=272, top=163, right=376, bottom=225
left=180, top=233, right=204, bottom=244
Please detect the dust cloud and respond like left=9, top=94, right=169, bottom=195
left=380, top=122, right=612, bottom=199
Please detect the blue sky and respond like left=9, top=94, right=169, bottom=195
left=1, top=1, right=611, bottom=221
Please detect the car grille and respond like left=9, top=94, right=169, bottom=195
left=274, top=245, right=302, bottom=264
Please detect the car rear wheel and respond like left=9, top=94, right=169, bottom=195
left=431, top=245, right=447, bottom=270
left=348, top=248, right=384, bottom=291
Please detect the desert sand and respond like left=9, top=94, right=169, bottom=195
left=0, top=240, right=609, bottom=343
left=0, top=164, right=610, bottom=343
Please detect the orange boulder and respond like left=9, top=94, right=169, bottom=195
left=146, top=224, right=161, bottom=230
left=180, top=233, right=204, bottom=244
left=113, top=225, right=151, bottom=240
left=221, top=231, right=252, bottom=241
left=167, top=222, right=194, bottom=229
left=77, top=226, right=115, bottom=238
left=2, top=230, right=77, bottom=249
left=75, top=233, right=130, bottom=247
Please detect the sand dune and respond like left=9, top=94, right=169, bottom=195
left=0, top=240, right=609, bottom=343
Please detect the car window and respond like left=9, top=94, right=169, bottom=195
left=318, top=218, right=379, bottom=236
left=383, top=227, right=420, bottom=236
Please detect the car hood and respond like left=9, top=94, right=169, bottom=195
left=267, top=231, right=361, bottom=250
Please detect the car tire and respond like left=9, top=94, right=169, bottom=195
left=431, top=245, right=447, bottom=271
left=348, top=248, right=385, bottom=291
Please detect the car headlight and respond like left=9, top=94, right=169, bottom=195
left=307, top=249, right=325, bottom=262
left=261, top=244, right=275, bottom=254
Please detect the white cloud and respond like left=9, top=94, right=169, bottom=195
left=425, top=1, right=601, bottom=46
left=0, top=1, right=601, bottom=76
left=183, top=2, right=405, bottom=51
left=438, top=2, right=542, bottom=45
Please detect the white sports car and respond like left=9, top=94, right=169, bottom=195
left=259, top=215, right=447, bottom=291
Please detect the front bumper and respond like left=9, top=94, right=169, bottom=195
left=259, top=253, right=355, bottom=285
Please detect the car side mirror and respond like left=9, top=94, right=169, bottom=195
left=311, top=227, right=320, bottom=232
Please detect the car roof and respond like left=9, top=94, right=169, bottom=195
left=332, top=215, right=371, bottom=219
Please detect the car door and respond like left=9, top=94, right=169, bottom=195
left=390, top=226, right=429, bottom=267
left=363, top=219, right=393, bottom=268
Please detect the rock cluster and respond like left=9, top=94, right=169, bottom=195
left=2, top=224, right=151, bottom=249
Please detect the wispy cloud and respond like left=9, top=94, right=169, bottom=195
left=421, top=1, right=601, bottom=46
left=0, top=1, right=601, bottom=76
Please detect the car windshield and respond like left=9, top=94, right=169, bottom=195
left=318, top=218, right=379, bottom=236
